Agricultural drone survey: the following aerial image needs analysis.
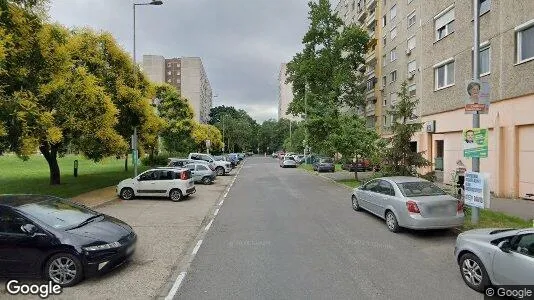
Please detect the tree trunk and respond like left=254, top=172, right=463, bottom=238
left=354, top=170, right=359, bottom=181
left=125, top=155, right=128, bottom=171
left=40, top=143, right=61, bottom=185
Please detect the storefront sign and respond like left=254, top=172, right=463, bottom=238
left=463, top=128, right=488, bottom=158
left=464, top=171, right=490, bottom=209
left=465, top=79, right=490, bottom=114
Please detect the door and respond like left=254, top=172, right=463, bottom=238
left=186, top=164, right=200, bottom=182
left=372, top=180, right=396, bottom=217
left=492, top=233, right=534, bottom=285
left=155, top=170, right=175, bottom=196
left=196, top=164, right=210, bottom=180
left=136, top=170, right=159, bottom=196
left=358, top=180, right=379, bottom=211
left=519, top=126, right=534, bottom=199
left=0, top=208, right=51, bottom=276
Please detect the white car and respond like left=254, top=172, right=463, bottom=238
left=188, top=153, right=232, bottom=176
left=117, top=168, right=196, bottom=202
left=280, top=155, right=297, bottom=168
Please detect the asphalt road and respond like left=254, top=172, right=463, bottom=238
left=175, top=157, right=482, bottom=300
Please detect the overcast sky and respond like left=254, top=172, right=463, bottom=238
left=47, top=0, right=339, bottom=123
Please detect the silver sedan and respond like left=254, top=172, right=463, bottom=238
left=280, top=156, right=297, bottom=168
left=351, top=176, right=464, bottom=232
left=454, top=228, right=534, bottom=293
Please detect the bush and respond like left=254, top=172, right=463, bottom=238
left=141, top=154, right=169, bottom=167
left=419, top=171, right=436, bottom=182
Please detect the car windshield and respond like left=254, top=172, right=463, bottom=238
left=321, top=158, right=333, bottom=163
left=397, top=182, right=447, bottom=197
left=286, top=156, right=295, bottom=160
left=17, top=197, right=99, bottom=230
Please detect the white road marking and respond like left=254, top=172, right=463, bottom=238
left=165, top=272, right=187, bottom=300
left=214, top=208, right=219, bottom=216
left=219, top=199, right=224, bottom=206
left=204, top=220, right=213, bottom=231
left=223, top=191, right=228, bottom=198
left=192, top=240, right=203, bottom=255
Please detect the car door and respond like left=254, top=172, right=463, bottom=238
left=374, top=180, right=396, bottom=218
left=185, top=164, right=199, bottom=182
left=357, top=180, right=379, bottom=211
left=362, top=180, right=387, bottom=215
left=155, top=170, right=174, bottom=196
left=0, top=208, right=52, bottom=276
left=492, top=233, right=534, bottom=285
left=196, top=164, right=210, bottom=179
left=136, top=170, right=159, bottom=196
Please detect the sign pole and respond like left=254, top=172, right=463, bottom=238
left=472, top=0, right=480, bottom=224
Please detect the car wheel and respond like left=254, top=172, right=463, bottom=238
left=120, top=188, right=135, bottom=200
left=216, top=167, right=225, bottom=176
left=45, top=253, right=83, bottom=287
left=202, top=177, right=212, bottom=185
left=351, top=195, right=361, bottom=211
left=385, top=210, right=400, bottom=233
left=169, top=189, right=183, bottom=202
left=459, top=253, right=491, bottom=292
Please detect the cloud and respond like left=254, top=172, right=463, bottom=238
left=47, top=0, right=320, bottom=122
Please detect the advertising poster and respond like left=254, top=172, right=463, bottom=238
left=465, top=79, right=490, bottom=114
left=463, top=128, right=488, bottom=158
left=464, top=171, right=490, bottom=209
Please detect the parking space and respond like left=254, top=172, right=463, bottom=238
left=0, top=172, right=236, bottom=300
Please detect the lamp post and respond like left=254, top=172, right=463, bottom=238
left=132, top=0, right=163, bottom=177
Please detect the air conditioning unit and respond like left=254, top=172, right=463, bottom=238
left=407, top=72, right=415, bottom=79
left=406, top=48, right=412, bottom=55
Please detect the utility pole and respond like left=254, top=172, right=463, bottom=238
left=471, top=0, right=480, bottom=224
left=133, top=127, right=138, bottom=177
left=304, top=81, right=309, bottom=163
left=289, top=120, right=292, bottom=150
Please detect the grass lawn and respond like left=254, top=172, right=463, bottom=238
left=462, top=207, right=532, bottom=231
left=298, top=163, right=344, bottom=172
left=0, top=154, right=148, bottom=198
left=336, top=179, right=361, bottom=188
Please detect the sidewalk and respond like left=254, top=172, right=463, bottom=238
left=71, top=186, right=119, bottom=208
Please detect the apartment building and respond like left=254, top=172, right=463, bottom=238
left=335, top=0, right=385, bottom=134
left=142, top=55, right=213, bottom=124
left=411, top=0, right=534, bottom=199
left=336, top=0, right=534, bottom=199
left=278, top=63, right=301, bottom=121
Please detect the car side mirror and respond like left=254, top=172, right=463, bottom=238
left=498, top=240, right=511, bottom=253
left=21, top=224, right=47, bottom=237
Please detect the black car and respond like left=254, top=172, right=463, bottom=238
left=0, top=195, right=136, bottom=287
left=312, top=158, right=335, bottom=172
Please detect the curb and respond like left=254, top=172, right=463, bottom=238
left=155, top=160, right=245, bottom=300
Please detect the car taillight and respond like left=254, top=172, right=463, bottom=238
left=457, top=200, right=463, bottom=212
left=180, top=171, right=190, bottom=180
left=406, top=200, right=420, bottom=213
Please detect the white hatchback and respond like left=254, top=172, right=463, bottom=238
left=117, top=168, right=196, bottom=202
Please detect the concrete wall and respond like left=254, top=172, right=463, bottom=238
left=278, top=63, right=300, bottom=121
left=142, top=55, right=165, bottom=83
left=180, top=57, right=212, bottom=124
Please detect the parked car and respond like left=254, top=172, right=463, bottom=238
left=313, top=157, right=335, bottom=172
left=228, top=153, right=240, bottom=166
left=185, top=163, right=216, bottom=185
left=188, top=153, right=232, bottom=176
left=351, top=176, right=464, bottom=232
left=342, top=160, right=372, bottom=172
left=237, top=153, right=246, bottom=161
left=213, top=155, right=234, bottom=168
left=294, top=155, right=305, bottom=164
left=167, top=158, right=214, bottom=170
left=277, top=152, right=285, bottom=160
left=0, top=194, right=137, bottom=287
left=280, top=155, right=297, bottom=168
left=117, top=168, right=195, bottom=202
left=454, top=228, right=534, bottom=293
left=271, top=152, right=278, bottom=158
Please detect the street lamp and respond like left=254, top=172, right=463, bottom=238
left=132, top=0, right=163, bottom=177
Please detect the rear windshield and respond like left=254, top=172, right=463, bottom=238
left=397, top=182, right=447, bottom=197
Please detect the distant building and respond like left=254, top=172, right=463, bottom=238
left=278, top=63, right=301, bottom=121
left=142, top=55, right=213, bottom=124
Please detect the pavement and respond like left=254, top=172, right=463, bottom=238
left=0, top=166, right=241, bottom=300
left=174, top=157, right=480, bottom=300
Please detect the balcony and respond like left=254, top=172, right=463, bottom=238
left=365, top=103, right=376, bottom=116
left=365, top=49, right=377, bottom=63
left=357, top=8, right=367, bottom=23
left=365, top=9, right=376, bottom=26
left=366, top=0, right=377, bottom=10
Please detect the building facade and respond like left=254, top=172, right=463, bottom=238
left=142, top=55, right=213, bottom=124
left=278, top=63, right=301, bottom=121
left=336, top=0, right=534, bottom=199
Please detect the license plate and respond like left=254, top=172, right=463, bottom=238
left=126, top=244, right=135, bottom=255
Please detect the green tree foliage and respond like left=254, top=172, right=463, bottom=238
left=285, top=0, right=369, bottom=154
left=283, top=123, right=306, bottom=153
left=155, top=84, right=195, bottom=155
left=381, top=81, right=431, bottom=176
left=329, top=115, right=378, bottom=180
left=191, top=122, right=223, bottom=153
left=210, top=105, right=258, bottom=153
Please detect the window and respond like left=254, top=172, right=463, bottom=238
left=479, top=0, right=491, bottom=15
left=408, top=84, right=416, bottom=97
left=383, top=95, right=387, bottom=106
left=383, top=35, right=387, bottom=47
left=197, top=165, right=208, bottom=171
left=383, top=116, right=387, bottom=126
left=390, top=70, right=397, bottom=82
left=435, top=7, right=455, bottom=41
left=158, top=170, right=174, bottom=180
left=434, top=60, right=455, bottom=90
left=479, top=46, right=490, bottom=75
left=379, top=180, right=395, bottom=196
left=0, top=208, right=27, bottom=234
left=167, top=71, right=172, bottom=75
left=390, top=48, right=397, bottom=62
left=407, top=35, right=416, bottom=50
left=383, top=54, right=387, bottom=66
left=516, top=21, right=534, bottom=63
left=408, top=60, right=417, bottom=73
left=390, top=4, right=397, bottom=20
left=383, top=15, right=387, bottom=27
left=382, top=76, right=387, bottom=87
left=408, top=11, right=416, bottom=27
left=390, top=92, right=398, bottom=104
left=167, top=79, right=171, bottom=83
left=390, top=27, right=397, bottom=40
left=514, top=234, right=534, bottom=257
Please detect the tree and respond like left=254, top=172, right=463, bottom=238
left=381, top=81, right=431, bottom=176
left=155, top=84, right=195, bottom=155
left=329, top=115, right=378, bottom=180
left=285, top=0, right=369, bottom=154
left=283, top=123, right=306, bottom=153
left=191, top=122, right=222, bottom=153
left=210, top=105, right=258, bottom=153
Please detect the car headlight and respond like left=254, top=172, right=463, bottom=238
left=83, top=241, right=121, bottom=251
